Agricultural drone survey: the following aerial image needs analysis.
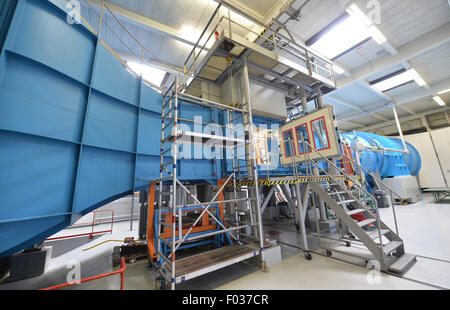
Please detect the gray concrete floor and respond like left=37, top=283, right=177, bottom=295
left=115, top=194, right=450, bottom=290
left=8, top=193, right=446, bottom=290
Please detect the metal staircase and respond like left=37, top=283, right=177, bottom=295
left=302, top=140, right=417, bottom=274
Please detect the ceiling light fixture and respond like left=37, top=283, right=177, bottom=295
left=433, top=96, right=446, bottom=106
left=346, top=3, right=387, bottom=45
left=437, top=88, right=450, bottom=95
left=368, top=25, right=387, bottom=44
left=371, top=69, right=427, bottom=92
left=310, top=16, right=370, bottom=59
left=346, top=4, right=372, bottom=26
left=333, top=65, right=346, bottom=75
left=410, top=69, right=426, bottom=87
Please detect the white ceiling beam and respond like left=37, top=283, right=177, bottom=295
left=337, top=77, right=450, bottom=123
left=85, top=0, right=198, bottom=47
left=212, top=0, right=265, bottom=22
left=339, top=120, right=365, bottom=128
left=327, top=95, right=361, bottom=110
left=327, top=94, right=388, bottom=121
left=357, top=80, right=416, bottom=115
left=263, top=0, right=295, bottom=24
left=360, top=107, right=450, bottom=132
left=370, top=114, right=389, bottom=122
left=396, top=104, right=416, bottom=116
left=337, top=22, right=450, bottom=89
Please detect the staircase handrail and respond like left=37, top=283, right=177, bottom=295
left=301, top=139, right=385, bottom=261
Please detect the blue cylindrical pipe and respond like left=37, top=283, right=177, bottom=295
left=341, top=132, right=421, bottom=178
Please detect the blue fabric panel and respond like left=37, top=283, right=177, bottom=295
left=91, top=44, right=140, bottom=106
left=0, top=51, right=87, bottom=142
left=137, top=109, right=161, bottom=156
left=135, top=154, right=160, bottom=189
left=140, top=81, right=161, bottom=113
left=0, top=131, right=77, bottom=221
left=7, top=0, right=95, bottom=85
left=73, top=146, right=134, bottom=214
left=179, top=159, right=215, bottom=180
left=84, top=90, right=138, bottom=153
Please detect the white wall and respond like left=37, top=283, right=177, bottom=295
left=249, top=83, right=287, bottom=120
left=221, top=76, right=287, bottom=120
left=404, top=131, right=447, bottom=188
left=430, top=127, right=450, bottom=186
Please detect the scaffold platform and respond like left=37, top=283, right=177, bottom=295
left=163, top=243, right=261, bottom=284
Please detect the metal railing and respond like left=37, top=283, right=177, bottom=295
left=40, top=257, right=126, bottom=290
left=46, top=209, right=114, bottom=241
left=176, top=1, right=337, bottom=96
left=299, top=139, right=385, bottom=263
left=280, top=136, right=401, bottom=237
left=340, top=153, right=401, bottom=236
left=78, top=0, right=184, bottom=93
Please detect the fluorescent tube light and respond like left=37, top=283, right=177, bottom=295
left=372, top=70, right=414, bottom=92
left=333, top=65, right=346, bottom=75
left=346, top=3, right=388, bottom=45
left=346, top=4, right=372, bottom=26
left=310, top=16, right=370, bottom=59
left=368, top=25, right=386, bottom=44
left=410, top=69, right=426, bottom=86
left=311, top=3, right=389, bottom=59
left=127, top=61, right=167, bottom=87
left=433, top=96, right=446, bottom=106
left=437, top=89, right=450, bottom=95
left=372, top=69, right=427, bottom=92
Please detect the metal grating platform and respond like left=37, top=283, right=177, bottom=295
left=166, top=243, right=261, bottom=283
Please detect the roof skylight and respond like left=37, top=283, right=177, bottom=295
left=310, top=3, right=388, bottom=59
left=371, top=69, right=426, bottom=92
left=310, top=15, right=370, bottom=59
left=127, top=61, right=167, bottom=87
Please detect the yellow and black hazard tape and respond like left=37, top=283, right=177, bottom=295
left=227, top=176, right=360, bottom=187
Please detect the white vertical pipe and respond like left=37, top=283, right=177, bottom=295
left=392, top=106, right=408, bottom=153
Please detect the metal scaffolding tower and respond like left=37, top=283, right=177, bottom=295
left=155, top=69, right=267, bottom=290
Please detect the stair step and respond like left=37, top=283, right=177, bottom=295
left=383, top=241, right=403, bottom=255
left=347, top=209, right=365, bottom=216
left=357, top=218, right=376, bottom=227
left=367, top=229, right=390, bottom=239
left=388, top=253, right=417, bottom=274
left=338, top=199, right=355, bottom=205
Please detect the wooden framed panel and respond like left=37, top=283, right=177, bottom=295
left=280, top=106, right=341, bottom=165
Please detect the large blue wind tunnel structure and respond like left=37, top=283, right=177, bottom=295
left=341, top=132, right=421, bottom=178
left=0, top=0, right=422, bottom=259
left=0, top=0, right=288, bottom=258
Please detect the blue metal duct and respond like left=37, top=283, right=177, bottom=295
left=0, top=0, right=291, bottom=258
left=0, top=0, right=422, bottom=259
left=0, top=0, right=222, bottom=258
left=341, top=132, right=421, bottom=178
